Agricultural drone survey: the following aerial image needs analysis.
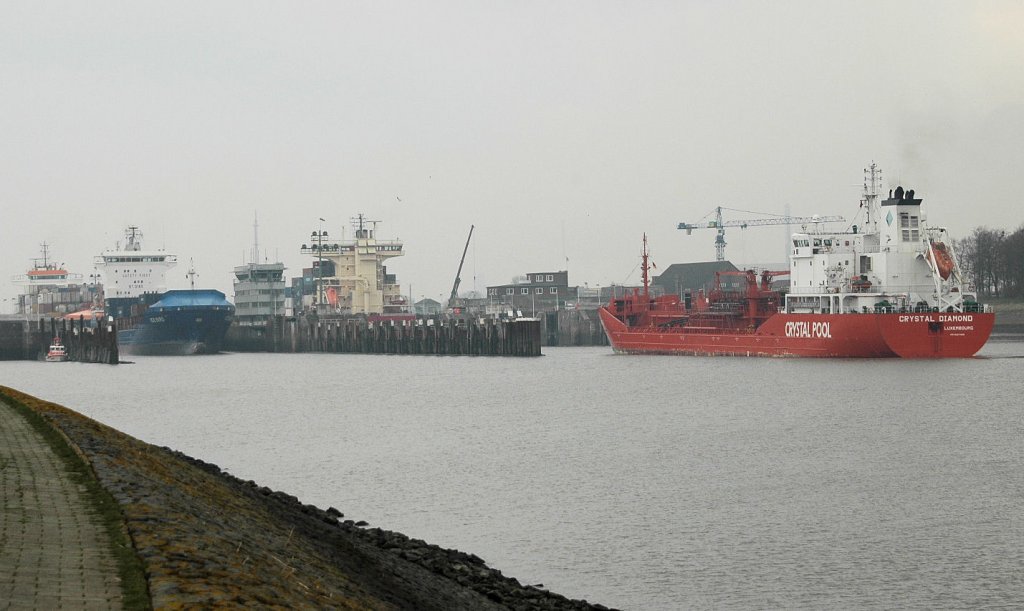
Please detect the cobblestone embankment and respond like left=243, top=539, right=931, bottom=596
left=0, top=387, right=613, bottom=610
left=1, top=397, right=126, bottom=609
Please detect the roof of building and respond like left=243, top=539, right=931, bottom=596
left=652, top=261, right=740, bottom=292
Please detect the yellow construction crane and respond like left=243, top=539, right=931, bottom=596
left=678, top=206, right=844, bottom=261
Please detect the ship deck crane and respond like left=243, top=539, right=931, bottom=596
left=447, top=225, right=474, bottom=310
left=678, top=206, right=844, bottom=261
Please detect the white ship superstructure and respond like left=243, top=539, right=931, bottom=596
left=11, top=243, right=83, bottom=289
left=785, top=163, right=980, bottom=315
left=93, top=226, right=177, bottom=300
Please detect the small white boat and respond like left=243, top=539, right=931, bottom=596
left=45, top=338, right=68, bottom=362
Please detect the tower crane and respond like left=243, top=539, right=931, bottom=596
left=677, top=206, right=844, bottom=261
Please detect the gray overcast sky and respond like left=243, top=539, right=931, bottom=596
left=2, top=1, right=1022, bottom=308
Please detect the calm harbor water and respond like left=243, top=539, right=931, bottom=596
left=3, top=343, right=1024, bottom=609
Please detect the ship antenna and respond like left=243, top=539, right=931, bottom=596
left=251, top=211, right=259, bottom=265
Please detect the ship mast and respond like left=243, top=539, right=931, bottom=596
left=186, top=259, right=198, bottom=290
left=641, top=233, right=651, bottom=300
left=125, top=226, right=143, bottom=252
left=32, top=242, right=51, bottom=270
left=863, top=162, right=881, bottom=231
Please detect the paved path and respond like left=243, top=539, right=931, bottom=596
left=0, top=399, right=123, bottom=610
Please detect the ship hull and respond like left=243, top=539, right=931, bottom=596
left=118, top=307, right=233, bottom=356
left=599, top=307, right=994, bottom=358
left=112, top=290, right=234, bottom=356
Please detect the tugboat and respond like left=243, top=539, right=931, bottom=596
left=599, top=163, right=995, bottom=358
left=45, top=337, right=68, bottom=362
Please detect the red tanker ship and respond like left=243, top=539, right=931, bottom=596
left=598, top=164, right=994, bottom=358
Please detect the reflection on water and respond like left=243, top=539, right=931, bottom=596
left=3, top=341, right=1023, bottom=609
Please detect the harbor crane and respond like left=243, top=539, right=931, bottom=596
left=678, top=206, right=844, bottom=261
left=447, top=224, right=474, bottom=310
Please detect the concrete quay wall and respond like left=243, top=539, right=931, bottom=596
left=0, top=319, right=32, bottom=360
left=0, top=386, right=612, bottom=610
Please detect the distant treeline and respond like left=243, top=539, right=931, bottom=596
left=954, top=226, right=1024, bottom=298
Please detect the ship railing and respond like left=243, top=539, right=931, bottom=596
left=863, top=303, right=993, bottom=314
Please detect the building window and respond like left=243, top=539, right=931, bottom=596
left=549, top=287, right=557, bottom=294
left=521, top=288, right=529, bottom=294
left=546, top=274, right=553, bottom=282
left=535, top=275, right=544, bottom=283
left=535, top=287, right=543, bottom=294
left=505, top=288, right=513, bottom=295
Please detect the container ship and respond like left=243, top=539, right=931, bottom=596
left=11, top=242, right=93, bottom=316
left=598, top=164, right=994, bottom=358
left=94, top=227, right=234, bottom=355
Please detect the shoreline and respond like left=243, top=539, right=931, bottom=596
left=0, top=386, right=612, bottom=610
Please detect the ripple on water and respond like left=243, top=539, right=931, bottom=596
left=3, top=342, right=1023, bottom=609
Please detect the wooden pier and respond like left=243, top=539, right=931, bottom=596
left=226, top=315, right=542, bottom=356
left=53, top=316, right=119, bottom=365
left=0, top=317, right=118, bottom=364
left=0, top=319, right=33, bottom=360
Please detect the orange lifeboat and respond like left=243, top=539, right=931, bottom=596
left=929, top=241, right=955, bottom=280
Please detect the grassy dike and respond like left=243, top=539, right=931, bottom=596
left=0, top=387, right=611, bottom=610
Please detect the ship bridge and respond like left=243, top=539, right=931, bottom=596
left=93, top=227, right=177, bottom=300
left=785, top=170, right=975, bottom=315
left=300, top=215, right=405, bottom=315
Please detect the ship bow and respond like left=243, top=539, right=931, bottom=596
left=597, top=307, right=628, bottom=348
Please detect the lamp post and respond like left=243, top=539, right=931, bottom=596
left=89, top=273, right=100, bottom=308
left=311, top=219, right=327, bottom=312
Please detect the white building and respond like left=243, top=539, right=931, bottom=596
left=233, top=262, right=286, bottom=325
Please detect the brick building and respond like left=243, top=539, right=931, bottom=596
left=486, top=271, right=569, bottom=315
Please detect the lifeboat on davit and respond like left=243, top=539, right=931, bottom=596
left=927, top=241, right=956, bottom=280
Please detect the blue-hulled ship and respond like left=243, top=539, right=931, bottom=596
left=94, top=227, right=235, bottom=355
